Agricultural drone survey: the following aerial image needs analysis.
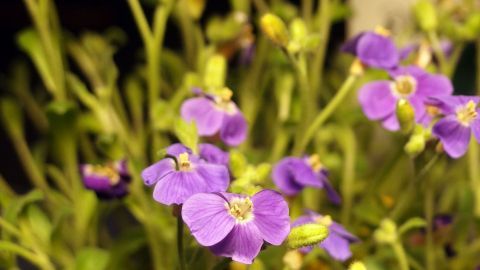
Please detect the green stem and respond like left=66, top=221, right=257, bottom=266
left=340, top=126, right=356, bottom=224
left=425, top=176, right=435, bottom=270
left=310, top=0, right=331, bottom=96
left=293, top=75, right=358, bottom=155
left=471, top=39, right=480, bottom=217
left=0, top=241, right=54, bottom=270
left=177, top=215, right=186, bottom=270
left=301, top=0, right=313, bottom=26
left=427, top=31, right=447, bottom=75
left=392, top=241, right=410, bottom=270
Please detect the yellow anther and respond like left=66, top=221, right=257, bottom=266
left=374, top=26, right=391, bottom=37
left=220, top=88, right=233, bottom=102
left=391, top=75, right=417, bottom=98
left=87, top=164, right=120, bottom=185
left=456, top=100, right=478, bottom=126
left=308, top=154, right=323, bottom=172
left=178, top=152, right=191, bottom=170
left=228, top=197, right=254, bottom=223
left=316, top=215, right=333, bottom=227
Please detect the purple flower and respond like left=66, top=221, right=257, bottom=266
left=341, top=30, right=399, bottom=69
left=80, top=160, right=130, bottom=199
left=141, top=144, right=230, bottom=205
left=358, top=66, right=453, bottom=131
left=181, top=89, right=248, bottom=146
left=272, top=155, right=341, bottom=204
left=182, top=190, right=290, bottom=264
left=292, top=210, right=358, bottom=261
left=430, top=96, right=480, bottom=158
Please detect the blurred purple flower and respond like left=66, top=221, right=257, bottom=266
left=80, top=160, right=130, bottom=199
left=358, top=66, right=453, bottom=131
left=272, top=155, right=341, bottom=204
left=342, top=31, right=399, bottom=69
left=181, top=89, right=248, bottom=146
left=199, top=143, right=229, bottom=166
left=141, top=144, right=230, bottom=205
left=182, top=190, right=290, bottom=264
left=430, top=96, right=480, bottom=158
left=292, top=210, right=358, bottom=261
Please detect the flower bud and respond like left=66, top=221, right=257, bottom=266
left=349, top=261, right=367, bottom=270
left=374, top=219, right=397, bottom=244
left=404, top=125, right=430, bottom=156
left=396, top=99, right=415, bottom=134
left=349, top=59, right=365, bottom=76
left=287, top=224, right=329, bottom=249
left=283, top=250, right=303, bottom=270
left=413, top=0, right=437, bottom=32
left=260, top=13, right=289, bottom=47
left=204, top=54, right=227, bottom=89
left=289, top=18, right=307, bottom=43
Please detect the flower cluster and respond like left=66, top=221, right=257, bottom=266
left=80, top=160, right=131, bottom=199
left=348, top=27, right=480, bottom=158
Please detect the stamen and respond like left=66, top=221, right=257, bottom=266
left=456, top=100, right=478, bottom=126
left=228, top=197, right=254, bottom=223
left=87, top=164, right=120, bottom=185
left=426, top=105, right=440, bottom=117
left=220, top=88, right=233, bottom=102
left=307, top=154, right=323, bottom=172
left=391, top=75, right=417, bottom=98
left=374, top=26, right=391, bottom=37
left=316, top=215, right=333, bottom=227
left=178, top=153, right=191, bottom=171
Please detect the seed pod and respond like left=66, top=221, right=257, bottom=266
left=287, top=223, right=329, bottom=249
left=260, top=13, right=289, bottom=47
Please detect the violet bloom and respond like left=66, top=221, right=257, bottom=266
left=358, top=66, right=453, bottom=131
left=430, top=96, right=480, bottom=158
left=80, top=160, right=130, bottom=199
left=181, top=88, right=248, bottom=146
left=341, top=29, right=399, bottom=69
left=272, top=155, right=341, bottom=204
left=141, top=144, right=230, bottom=205
left=182, top=190, right=290, bottom=264
left=292, top=210, right=358, bottom=261
left=199, top=143, right=229, bottom=166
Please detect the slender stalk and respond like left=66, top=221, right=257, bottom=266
left=427, top=31, right=447, bottom=75
left=293, top=75, right=358, bottom=155
left=0, top=241, right=54, bottom=270
left=392, top=241, right=410, bottom=270
left=127, top=0, right=152, bottom=46
left=310, top=0, right=331, bottom=97
left=177, top=215, right=186, bottom=270
left=424, top=176, right=435, bottom=270
left=301, top=0, right=313, bottom=26
left=340, top=126, right=356, bottom=224
left=471, top=38, right=480, bottom=216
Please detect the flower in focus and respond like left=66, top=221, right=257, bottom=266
left=181, top=88, right=248, bottom=146
left=182, top=190, right=290, bottom=264
left=80, top=160, right=130, bottom=199
left=272, top=155, right=341, bottom=204
left=358, top=66, right=453, bottom=131
left=141, top=144, right=230, bottom=205
left=292, top=210, right=358, bottom=261
left=430, top=96, right=480, bottom=158
left=341, top=28, right=399, bottom=69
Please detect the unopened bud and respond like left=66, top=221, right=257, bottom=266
left=396, top=99, right=415, bottom=134
left=374, top=219, right=397, bottom=244
left=349, top=261, right=367, bottom=270
left=414, top=0, right=437, bottom=32
left=204, top=54, right=227, bottom=89
left=349, top=59, right=365, bottom=76
left=405, top=125, right=430, bottom=156
left=289, top=18, right=307, bottom=43
left=287, top=224, right=329, bottom=249
left=260, top=13, right=289, bottom=47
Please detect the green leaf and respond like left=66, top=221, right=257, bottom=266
left=398, top=217, right=427, bottom=236
left=4, top=190, right=44, bottom=224
left=75, top=248, right=110, bottom=270
left=174, top=118, right=198, bottom=153
left=27, top=205, right=52, bottom=247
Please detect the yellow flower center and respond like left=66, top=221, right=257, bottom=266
left=391, top=75, right=417, bottom=98
left=307, top=154, right=323, bottom=172
left=228, top=197, right=254, bottom=223
left=178, top=152, right=192, bottom=171
left=456, top=100, right=478, bottom=126
left=86, top=164, right=120, bottom=185
left=316, top=215, right=333, bottom=227
left=426, top=105, right=440, bottom=117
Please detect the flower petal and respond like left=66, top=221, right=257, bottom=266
left=433, top=115, right=471, bottom=158
left=251, top=190, right=290, bottom=245
left=340, top=33, right=364, bottom=55
left=356, top=32, right=399, bottom=69
left=152, top=171, right=205, bottom=205
left=199, top=143, right=229, bottom=166
left=381, top=113, right=400, bottom=131
left=209, top=223, right=264, bottom=264
left=220, top=113, right=248, bottom=146
left=181, top=97, right=224, bottom=136
left=319, top=233, right=353, bottom=261
left=182, top=193, right=235, bottom=246
left=272, top=158, right=308, bottom=196
left=141, top=159, right=175, bottom=186
left=358, top=81, right=396, bottom=120
left=166, top=143, right=192, bottom=157
left=195, top=163, right=230, bottom=192
left=319, top=174, right=342, bottom=205
left=82, top=173, right=112, bottom=191
left=416, top=74, right=453, bottom=97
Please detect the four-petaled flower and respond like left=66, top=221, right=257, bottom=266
left=292, top=210, right=358, bottom=261
left=80, top=160, right=130, bottom=199
left=181, top=88, right=248, bottom=146
left=182, top=190, right=290, bottom=264
left=341, top=28, right=399, bottom=69
left=272, top=155, right=341, bottom=204
left=430, top=96, right=480, bottom=158
left=359, top=66, right=453, bottom=131
left=141, top=144, right=230, bottom=205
